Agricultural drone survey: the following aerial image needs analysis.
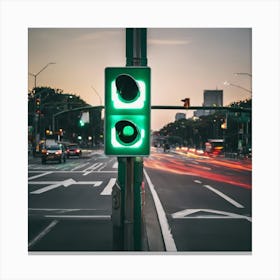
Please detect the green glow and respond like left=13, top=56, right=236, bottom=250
left=105, top=67, right=150, bottom=156
left=112, top=80, right=146, bottom=109
left=123, top=125, right=134, bottom=136
left=111, top=127, right=144, bottom=148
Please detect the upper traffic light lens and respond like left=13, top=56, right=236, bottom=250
left=116, top=74, right=139, bottom=102
left=115, top=120, right=139, bottom=144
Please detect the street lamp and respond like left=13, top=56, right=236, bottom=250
left=234, top=72, right=252, bottom=77
left=223, top=81, right=252, bottom=95
left=29, top=62, right=56, bottom=89
left=91, top=85, right=102, bottom=105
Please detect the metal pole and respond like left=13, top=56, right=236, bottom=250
left=124, top=28, right=147, bottom=250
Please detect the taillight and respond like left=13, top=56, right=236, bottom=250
left=75, top=149, right=80, bottom=153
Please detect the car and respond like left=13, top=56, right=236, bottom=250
left=41, top=143, right=67, bottom=164
left=66, top=144, right=82, bottom=158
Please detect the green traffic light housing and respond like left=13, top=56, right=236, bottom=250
left=105, top=67, right=151, bottom=156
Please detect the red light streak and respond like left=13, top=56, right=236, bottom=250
left=144, top=154, right=251, bottom=189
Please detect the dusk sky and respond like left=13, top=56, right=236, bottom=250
left=28, top=28, right=251, bottom=130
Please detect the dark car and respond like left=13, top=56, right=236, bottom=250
left=66, top=144, right=82, bottom=158
left=41, top=144, right=67, bottom=164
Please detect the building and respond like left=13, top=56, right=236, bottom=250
left=194, top=89, right=223, bottom=117
left=175, top=112, right=186, bottom=121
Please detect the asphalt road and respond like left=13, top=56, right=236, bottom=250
left=28, top=148, right=252, bottom=252
left=144, top=147, right=252, bottom=252
left=28, top=150, right=117, bottom=251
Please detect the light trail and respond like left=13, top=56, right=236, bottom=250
left=144, top=153, right=252, bottom=189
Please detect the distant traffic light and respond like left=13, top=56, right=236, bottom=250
left=181, top=98, right=190, bottom=108
left=35, top=98, right=41, bottom=114
left=105, top=67, right=151, bottom=156
left=79, top=119, right=85, bottom=127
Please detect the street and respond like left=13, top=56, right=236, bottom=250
left=144, top=148, right=252, bottom=251
left=28, top=147, right=251, bottom=252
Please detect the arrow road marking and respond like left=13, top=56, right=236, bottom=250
left=29, top=179, right=102, bottom=194
left=171, top=209, right=252, bottom=222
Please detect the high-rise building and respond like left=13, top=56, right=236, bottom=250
left=194, top=89, right=223, bottom=117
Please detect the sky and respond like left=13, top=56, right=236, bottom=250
left=28, top=28, right=252, bottom=130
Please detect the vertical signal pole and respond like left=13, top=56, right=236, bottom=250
left=123, top=28, right=147, bottom=250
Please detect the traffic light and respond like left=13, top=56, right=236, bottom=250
left=181, top=98, right=190, bottom=108
left=105, top=67, right=151, bottom=156
left=79, top=119, right=85, bottom=127
left=35, top=98, right=41, bottom=114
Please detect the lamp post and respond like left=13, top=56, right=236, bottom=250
left=224, top=74, right=252, bottom=157
left=29, top=62, right=55, bottom=154
left=91, top=85, right=102, bottom=105
left=234, top=72, right=252, bottom=77
left=223, top=81, right=252, bottom=95
left=29, top=62, right=56, bottom=89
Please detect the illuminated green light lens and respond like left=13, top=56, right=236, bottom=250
left=123, top=125, right=134, bottom=136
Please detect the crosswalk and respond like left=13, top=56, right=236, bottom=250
left=28, top=160, right=117, bottom=172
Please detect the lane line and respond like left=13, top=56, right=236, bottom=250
left=144, top=169, right=177, bottom=252
left=203, top=184, right=244, bottom=208
left=44, top=215, right=111, bottom=220
left=29, top=208, right=100, bottom=211
left=194, top=180, right=202, bottom=184
left=100, top=178, right=116, bottom=195
left=71, top=162, right=90, bottom=171
left=28, top=220, right=59, bottom=249
left=28, top=171, right=52, bottom=180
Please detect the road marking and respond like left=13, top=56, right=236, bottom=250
left=83, top=162, right=104, bottom=175
left=144, top=169, right=177, bottom=252
left=29, top=208, right=100, bottom=212
left=100, top=178, right=116, bottom=195
left=28, top=220, right=59, bottom=249
left=71, top=162, right=90, bottom=171
left=203, top=184, right=244, bottom=208
left=44, top=215, right=111, bottom=220
left=29, top=179, right=102, bottom=194
left=194, top=180, right=202, bottom=184
left=171, top=209, right=251, bottom=222
left=28, top=171, right=52, bottom=180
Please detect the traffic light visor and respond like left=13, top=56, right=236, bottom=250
left=116, top=74, right=139, bottom=102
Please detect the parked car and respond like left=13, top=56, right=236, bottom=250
left=41, top=143, right=67, bottom=164
left=66, top=144, right=82, bottom=158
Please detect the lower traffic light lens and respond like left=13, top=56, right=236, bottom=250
left=115, top=120, right=139, bottom=144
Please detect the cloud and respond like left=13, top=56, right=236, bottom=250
left=148, top=39, right=191, bottom=46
